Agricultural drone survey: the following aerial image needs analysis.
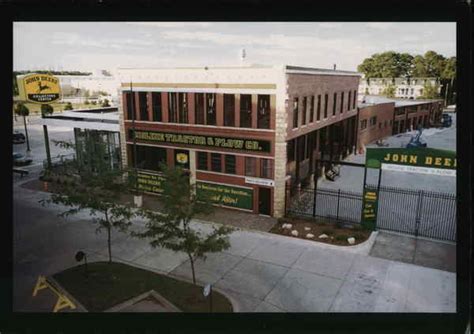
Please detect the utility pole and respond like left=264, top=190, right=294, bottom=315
left=130, top=81, right=140, bottom=206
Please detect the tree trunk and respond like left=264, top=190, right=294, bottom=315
left=23, top=115, right=30, bottom=152
left=105, top=211, right=112, bottom=263
left=188, top=253, right=196, bottom=285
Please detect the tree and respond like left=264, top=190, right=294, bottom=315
left=40, top=139, right=136, bottom=264
left=14, top=103, right=31, bottom=152
left=41, top=104, right=54, bottom=117
left=133, top=165, right=233, bottom=285
left=381, top=84, right=396, bottom=98
left=101, top=99, right=110, bottom=107
left=357, top=52, right=413, bottom=78
left=64, top=102, right=73, bottom=110
left=418, top=82, right=440, bottom=99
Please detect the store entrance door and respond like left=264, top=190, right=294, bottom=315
left=258, top=187, right=271, bottom=216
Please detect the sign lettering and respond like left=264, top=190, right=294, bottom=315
left=129, top=129, right=271, bottom=153
left=196, top=182, right=253, bottom=210
left=21, top=73, right=61, bottom=104
left=136, top=171, right=166, bottom=194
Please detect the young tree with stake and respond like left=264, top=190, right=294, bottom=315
left=134, top=164, right=233, bottom=285
left=40, top=139, right=136, bottom=263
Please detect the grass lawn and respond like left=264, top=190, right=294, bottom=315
left=53, top=262, right=233, bottom=312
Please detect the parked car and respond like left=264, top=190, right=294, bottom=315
left=13, top=152, right=32, bottom=166
left=13, top=131, right=26, bottom=144
left=441, top=114, right=452, bottom=128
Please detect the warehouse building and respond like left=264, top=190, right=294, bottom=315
left=117, top=65, right=360, bottom=217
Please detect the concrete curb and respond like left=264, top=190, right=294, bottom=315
left=193, top=218, right=378, bottom=255
left=47, top=276, right=88, bottom=312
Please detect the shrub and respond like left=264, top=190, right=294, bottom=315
left=335, top=235, right=347, bottom=242
left=353, top=233, right=365, bottom=240
left=64, top=102, right=73, bottom=110
left=335, top=221, right=344, bottom=229
left=321, top=229, right=333, bottom=235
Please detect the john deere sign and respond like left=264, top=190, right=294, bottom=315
left=129, top=129, right=271, bottom=153
left=196, top=182, right=253, bottom=210
left=19, top=74, right=61, bottom=104
left=362, top=147, right=456, bottom=228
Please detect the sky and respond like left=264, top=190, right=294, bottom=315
left=13, top=22, right=456, bottom=73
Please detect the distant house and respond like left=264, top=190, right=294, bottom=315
left=358, top=77, right=441, bottom=100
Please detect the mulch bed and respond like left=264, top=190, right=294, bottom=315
left=270, top=217, right=371, bottom=246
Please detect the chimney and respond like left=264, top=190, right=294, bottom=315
left=333, top=64, right=337, bottom=70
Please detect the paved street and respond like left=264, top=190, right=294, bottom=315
left=13, top=175, right=455, bottom=313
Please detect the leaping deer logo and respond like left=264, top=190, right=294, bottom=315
left=37, top=81, right=51, bottom=93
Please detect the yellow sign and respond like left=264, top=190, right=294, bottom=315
left=176, top=153, right=188, bottom=164
left=32, top=275, right=76, bottom=312
left=20, top=73, right=61, bottom=104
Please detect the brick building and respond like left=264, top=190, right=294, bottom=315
left=117, top=65, right=360, bottom=218
left=356, top=101, right=395, bottom=151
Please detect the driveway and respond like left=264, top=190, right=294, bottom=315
left=13, top=175, right=455, bottom=313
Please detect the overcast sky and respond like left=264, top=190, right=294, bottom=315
left=13, top=22, right=455, bottom=73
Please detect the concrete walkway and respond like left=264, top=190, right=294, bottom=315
left=13, top=174, right=455, bottom=313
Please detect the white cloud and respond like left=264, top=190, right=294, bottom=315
left=125, top=22, right=213, bottom=28
left=365, top=22, right=395, bottom=30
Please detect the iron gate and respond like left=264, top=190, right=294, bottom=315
left=287, top=185, right=456, bottom=242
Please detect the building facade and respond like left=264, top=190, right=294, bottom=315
left=117, top=66, right=360, bottom=218
left=358, top=77, right=441, bottom=99
left=356, top=102, right=395, bottom=151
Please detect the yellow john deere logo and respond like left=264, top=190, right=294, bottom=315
left=176, top=153, right=188, bottom=164
left=22, top=73, right=61, bottom=104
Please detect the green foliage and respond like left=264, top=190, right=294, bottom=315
left=14, top=102, right=29, bottom=117
left=84, top=100, right=90, bottom=105
left=335, top=235, right=347, bottom=242
left=91, top=100, right=97, bottom=105
left=40, top=139, right=136, bottom=263
left=64, top=102, right=73, bottom=110
left=13, top=70, right=92, bottom=76
left=381, top=84, right=396, bottom=98
left=41, top=104, right=54, bottom=117
left=418, top=82, right=440, bottom=99
left=357, top=51, right=414, bottom=78
left=133, top=164, right=233, bottom=284
left=101, top=98, right=110, bottom=107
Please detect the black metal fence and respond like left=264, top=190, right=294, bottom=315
left=286, top=184, right=456, bottom=242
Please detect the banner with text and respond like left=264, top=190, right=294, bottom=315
left=196, top=182, right=253, bottom=210
left=129, top=129, right=271, bottom=153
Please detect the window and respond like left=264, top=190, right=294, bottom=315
left=257, top=95, right=270, bottom=129
left=197, top=152, right=208, bottom=170
left=348, top=91, right=352, bottom=111
left=324, top=94, right=328, bottom=118
left=379, top=122, right=382, bottom=129
left=370, top=116, right=377, bottom=126
left=245, top=157, right=257, bottom=176
left=139, top=92, right=148, bottom=121
left=224, top=94, right=235, bottom=127
left=390, top=120, right=393, bottom=126
left=411, top=88, right=414, bottom=94
left=302, top=97, right=307, bottom=125
left=168, top=92, right=177, bottom=123
left=340, top=92, right=344, bottom=114
left=353, top=91, right=357, bottom=109
left=240, top=94, right=252, bottom=128
left=206, top=93, right=216, bottom=125
left=360, top=119, right=368, bottom=130
left=332, top=93, right=337, bottom=116
left=211, top=153, right=221, bottom=172
left=131, top=145, right=167, bottom=172
left=292, top=97, right=299, bottom=128
left=225, top=155, right=236, bottom=174
left=309, top=96, right=314, bottom=123
left=287, top=140, right=295, bottom=162
left=316, top=95, right=321, bottom=121
left=125, top=92, right=134, bottom=120
left=195, top=93, right=205, bottom=124
left=260, top=159, right=272, bottom=179
left=384, top=120, right=388, bottom=128
left=178, top=93, right=188, bottom=124
left=297, top=136, right=306, bottom=161
left=151, top=92, right=162, bottom=122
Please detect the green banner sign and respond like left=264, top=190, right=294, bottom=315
left=366, top=147, right=456, bottom=170
left=137, top=171, right=166, bottom=194
left=196, top=182, right=253, bottom=210
left=129, top=129, right=271, bottom=153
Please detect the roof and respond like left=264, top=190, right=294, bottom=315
left=360, top=95, right=443, bottom=107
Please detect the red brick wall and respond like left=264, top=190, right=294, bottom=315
left=286, top=73, right=360, bottom=140
left=357, top=102, right=395, bottom=150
